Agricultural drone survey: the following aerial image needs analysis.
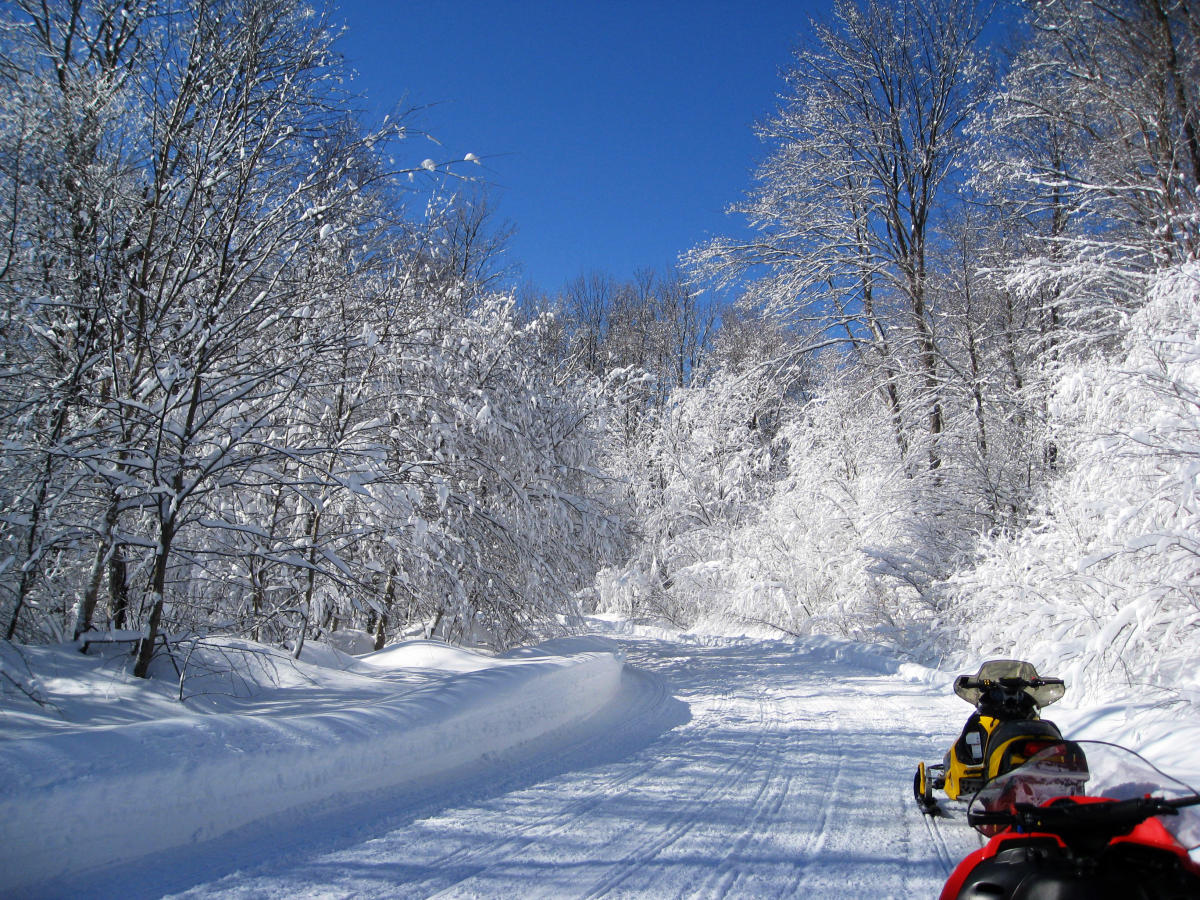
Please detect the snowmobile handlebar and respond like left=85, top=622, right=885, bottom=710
left=957, top=676, right=1058, bottom=690
left=967, top=795, right=1200, bottom=835
left=954, top=674, right=1067, bottom=711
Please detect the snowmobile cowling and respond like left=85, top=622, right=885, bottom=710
left=940, top=742, right=1200, bottom=899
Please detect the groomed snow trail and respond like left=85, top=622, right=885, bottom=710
left=68, top=635, right=980, bottom=899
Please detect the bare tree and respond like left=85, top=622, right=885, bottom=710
left=984, top=0, right=1200, bottom=286
left=692, top=0, right=993, bottom=472
left=559, top=271, right=617, bottom=375
left=424, top=188, right=518, bottom=298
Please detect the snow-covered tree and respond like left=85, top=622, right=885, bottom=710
left=0, top=0, right=626, bottom=670
left=595, top=350, right=805, bottom=626
left=981, top=0, right=1200, bottom=309
left=951, top=263, right=1200, bottom=701
left=0, top=0, right=154, bottom=642
left=1063, top=0, right=1196, bottom=261
left=691, top=0, right=993, bottom=474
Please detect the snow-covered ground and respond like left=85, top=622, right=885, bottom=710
left=0, top=633, right=625, bottom=895
left=2, top=619, right=1198, bottom=898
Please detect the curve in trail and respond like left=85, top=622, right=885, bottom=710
left=54, top=634, right=981, bottom=899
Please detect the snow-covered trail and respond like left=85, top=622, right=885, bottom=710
left=66, top=636, right=981, bottom=899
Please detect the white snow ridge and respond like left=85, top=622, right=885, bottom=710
left=0, top=636, right=623, bottom=894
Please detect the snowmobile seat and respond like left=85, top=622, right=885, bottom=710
left=985, top=718, right=1063, bottom=779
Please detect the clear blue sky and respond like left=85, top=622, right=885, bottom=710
left=332, top=1, right=825, bottom=294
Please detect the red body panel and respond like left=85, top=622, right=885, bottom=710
left=940, top=845, right=991, bottom=900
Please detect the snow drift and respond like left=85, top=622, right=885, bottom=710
left=0, top=637, right=624, bottom=892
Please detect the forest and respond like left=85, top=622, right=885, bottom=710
left=1, top=0, right=1197, bottom=703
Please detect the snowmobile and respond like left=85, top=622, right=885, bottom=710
left=915, top=659, right=1067, bottom=814
left=941, top=740, right=1200, bottom=899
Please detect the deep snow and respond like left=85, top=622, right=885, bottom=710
left=0, top=633, right=625, bottom=893
left=2, top=618, right=1198, bottom=898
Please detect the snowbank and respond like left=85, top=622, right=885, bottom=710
left=0, top=637, right=624, bottom=892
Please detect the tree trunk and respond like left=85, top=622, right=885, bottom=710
left=72, top=502, right=119, bottom=641
left=294, top=508, right=323, bottom=660
left=5, top=452, right=54, bottom=640
left=109, top=545, right=129, bottom=630
left=134, top=518, right=174, bottom=678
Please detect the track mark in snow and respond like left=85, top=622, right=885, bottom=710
left=922, top=808, right=958, bottom=878
left=577, top=686, right=782, bottom=898
left=400, top=669, right=689, bottom=896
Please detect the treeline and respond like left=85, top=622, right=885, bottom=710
left=591, top=0, right=1200, bottom=698
left=0, top=0, right=632, bottom=670
left=4, top=0, right=1198, bottom=700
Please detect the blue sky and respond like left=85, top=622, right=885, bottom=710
left=332, top=1, right=826, bottom=294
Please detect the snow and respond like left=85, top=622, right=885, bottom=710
left=1, top=620, right=1198, bottom=898
left=0, top=636, right=623, bottom=894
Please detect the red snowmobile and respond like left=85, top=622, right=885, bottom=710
left=940, top=740, right=1200, bottom=900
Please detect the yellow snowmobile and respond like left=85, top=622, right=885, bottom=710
left=914, top=659, right=1066, bottom=815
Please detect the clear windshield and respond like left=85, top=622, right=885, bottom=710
left=952, top=660, right=1065, bottom=709
left=968, top=740, right=1200, bottom=849
left=976, top=660, right=1041, bottom=682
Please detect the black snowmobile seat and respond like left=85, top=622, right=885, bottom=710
left=985, top=718, right=1064, bottom=773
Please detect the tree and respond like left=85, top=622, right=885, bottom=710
left=422, top=188, right=518, bottom=298
left=0, top=0, right=531, bottom=667
left=88, top=0, right=407, bottom=676
left=0, top=0, right=153, bottom=641
left=1058, top=0, right=1197, bottom=262
left=950, top=262, right=1200, bottom=701
left=692, top=0, right=992, bottom=473
left=559, top=271, right=617, bottom=376
left=982, top=0, right=1200, bottom=298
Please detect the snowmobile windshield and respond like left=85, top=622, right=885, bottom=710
left=975, top=660, right=1040, bottom=682
left=1025, top=680, right=1065, bottom=707
left=969, top=741, right=1200, bottom=849
left=953, top=659, right=1065, bottom=709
